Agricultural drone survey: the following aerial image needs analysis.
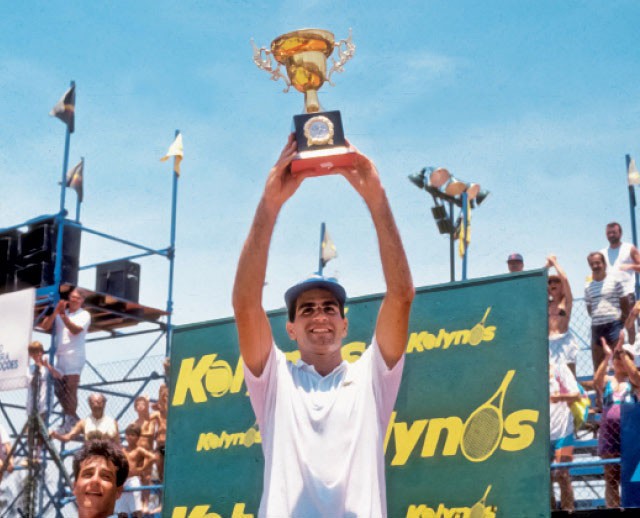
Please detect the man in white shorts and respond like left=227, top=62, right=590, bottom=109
left=40, top=288, right=91, bottom=433
left=233, top=135, right=415, bottom=517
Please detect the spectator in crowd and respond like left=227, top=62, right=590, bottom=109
left=133, top=395, right=156, bottom=513
left=594, top=334, right=640, bottom=508
left=601, top=222, right=640, bottom=303
left=549, top=361, right=580, bottom=511
left=585, top=252, right=629, bottom=371
left=133, top=396, right=155, bottom=451
left=72, top=439, right=128, bottom=518
left=546, top=255, right=579, bottom=377
left=151, top=385, right=168, bottom=483
left=51, top=393, right=119, bottom=444
left=507, top=253, right=524, bottom=273
left=0, top=422, right=13, bottom=483
left=114, top=423, right=155, bottom=518
left=26, top=341, right=62, bottom=418
left=40, top=288, right=91, bottom=433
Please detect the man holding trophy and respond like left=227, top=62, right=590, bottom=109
left=233, top=29, right=414, bottom=518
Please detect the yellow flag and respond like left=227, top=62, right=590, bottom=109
left=458, top=199, right=472, bottom=258
left=160, top=133, right=184, bottom=175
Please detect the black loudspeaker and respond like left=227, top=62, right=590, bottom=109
left=15, top=260, right=79, bottom=290
left=96, top=260, right=140, bottom=303
left=18, top=219, right=81, bottom=265
left=15, top=219, right=81, bottom=289
left=0, top=230, right=20, bottom=293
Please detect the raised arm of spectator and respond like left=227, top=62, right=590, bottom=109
left=547, top=255, right=572, bottom=313
left=39, top=300, right=65, bottom=331
left=42, top=357, right=63, bottom=380
left=614, top=331, right=640, bottom=387
left=338, top=144, right=415, bottom=369
left=594, top=338, right=613, bottom=394
left=232, top=134, right=304, bottom=377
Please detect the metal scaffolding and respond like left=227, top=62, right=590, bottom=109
left=0, top=123, right=180, bottom=516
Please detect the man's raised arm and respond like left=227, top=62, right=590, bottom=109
left=232, top=135, right=304, bottom=377
left=339, top=145, right=415, bottom=369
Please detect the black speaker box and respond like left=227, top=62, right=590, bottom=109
left=96, top=260, right=140, bottom=303
left=15, top=258, right=79, bottom=290
left=0, top=230, right=21, bottom=275
left=18, top=219, right=81, bottom=266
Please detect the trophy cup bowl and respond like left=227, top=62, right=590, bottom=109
left=271, top=29, right=335, bottom=113
left=252, top=28, right=356, bottom=176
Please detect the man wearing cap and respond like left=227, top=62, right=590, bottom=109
left=233, top=135, right=414, bottom=518
left=507, top=253, right=524, bottom=273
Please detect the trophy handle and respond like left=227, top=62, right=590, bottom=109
left=326, top=29, right=356, bottom=86
left=251, top=39, right=291, bottom=92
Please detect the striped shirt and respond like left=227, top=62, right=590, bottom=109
left=584, top=275, right=624, bottom=326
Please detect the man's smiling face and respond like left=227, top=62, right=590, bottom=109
left=73, top=456, right=122, bottom=518
left=286, top=288, right=348, bottom=360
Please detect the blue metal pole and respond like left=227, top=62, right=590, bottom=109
left=165, top=130, right=180, bottom=356
left=626, top=154, right=639, bottom=299
left=43, top=78, right=74, bottom=518
left=448, top=201, right=455, bottom=282
left=318, top=222, right=325, bottom=275
left=461, top=191, right=468, bottom=281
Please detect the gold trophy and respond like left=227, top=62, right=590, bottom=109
left=252, top=29, right=356, bottom=176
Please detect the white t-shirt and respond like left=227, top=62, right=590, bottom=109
left=244, top=338, right=404, bottom=518
left=84, top=415, right=118, bottom=441
left=54, top=308, right=91, bottom=375
left=601, top=242, right=636, bottom=295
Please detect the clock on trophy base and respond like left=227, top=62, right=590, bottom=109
left=291, top=110, right=357, bottom=176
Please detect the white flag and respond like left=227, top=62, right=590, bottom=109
left=160, top=133, right=184, bottom=175
left=628, top=157, right=640, bottom=186
left=321, top=229, right=338, bottom=267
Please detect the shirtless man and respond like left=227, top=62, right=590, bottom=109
left=151, top=386, right=168, bottom=482
left=133, top=396, right=155, bottom=512
left=133, top=396, right=155, bottom=450
left=546, top=255, right=579, bottom=376
left=114, top=423, right=155, bottom=518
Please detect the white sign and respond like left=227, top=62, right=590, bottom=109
left=0, top=288, right=35, bottom=391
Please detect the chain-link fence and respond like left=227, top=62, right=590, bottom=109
left=0, top=353, right=166, bottom=517
left=1, top=299, right=634, bottom=515
left=551, top=297, right=638, bottom=511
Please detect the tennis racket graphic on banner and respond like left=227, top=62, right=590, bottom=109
left=469, top=307, right=492, bottom=346
left=469, top=485, right=492, bottom=518
left=461, top=369, right=515, bottom=462
left=243, top=422, right=259, bottom=447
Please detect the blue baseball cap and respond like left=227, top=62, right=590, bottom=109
left=285, top=274, right=347, bottom=321
left=507, top=253, right=523, bottom=262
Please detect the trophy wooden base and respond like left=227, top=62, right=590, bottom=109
left=291, top=147, right=357, bottom=176
left=291, top=110, right=355, bottom=176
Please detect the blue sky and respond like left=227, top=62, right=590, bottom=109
left=2, top=1, right=640, bottom=362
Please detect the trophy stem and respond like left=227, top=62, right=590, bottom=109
left=304, top=90, right=321, bottom=113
